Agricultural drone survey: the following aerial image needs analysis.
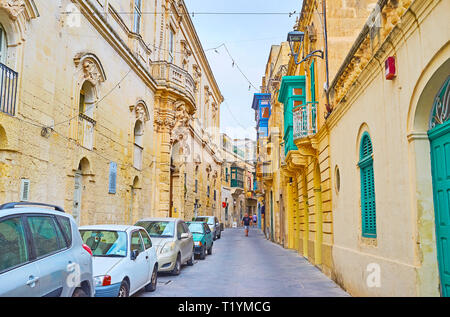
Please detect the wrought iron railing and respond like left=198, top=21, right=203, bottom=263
left=293, top=101, right=318, bottom=140
left=0, top=63, right=18, bottom=116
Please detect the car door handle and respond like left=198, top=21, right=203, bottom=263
left=26, top=276, right=40, bottom=287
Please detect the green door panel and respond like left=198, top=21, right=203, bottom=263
left=429, top=120, right=450, bottom=297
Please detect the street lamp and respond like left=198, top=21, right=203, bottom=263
left=287, top=30, right=324, bottom=65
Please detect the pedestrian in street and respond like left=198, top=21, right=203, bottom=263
left=242, top=213, right=251, bottom=237
left=252, top=214, right=257, bottom=227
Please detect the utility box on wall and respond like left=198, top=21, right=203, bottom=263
left=385, top=56, right=396, bottom=80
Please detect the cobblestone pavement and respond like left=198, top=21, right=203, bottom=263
left=135, top=227, right=349, bottom=297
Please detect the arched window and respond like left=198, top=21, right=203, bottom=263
left=133, top=120, right=144, bottom=170
left=0, top=24, right=7, bottom=65
left=359, top=132, right=376, bottom=238
left=78, top=82, right=96, bottom=150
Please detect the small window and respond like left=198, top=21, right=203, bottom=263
left=130, top=231, right=144, bottom=252
left=293, top=88, right=303, bottom=96
left=27, top=216, right=66, bottom=258
left=335, top=166, right=341, bottom=194
left=133, top=0, right=142, bottom=33
left=0, top=25, right=7, bottom=65
left=139, top=230, right=152, bottom=249
left=0, top=217, right=29, bottom=273
left=169, top=28, right=174, bottom=63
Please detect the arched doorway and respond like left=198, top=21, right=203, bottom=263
left=73, top=157, right=90, bottom=226
left=428, top=76, right=450, bottom=297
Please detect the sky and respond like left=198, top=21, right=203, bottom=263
left=184, top=0, right=302, bottom=140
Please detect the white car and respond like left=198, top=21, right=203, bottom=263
left=79, top=225, right=158, bottom=297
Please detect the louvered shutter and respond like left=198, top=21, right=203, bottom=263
left=359, top=134, right=377, bottom=238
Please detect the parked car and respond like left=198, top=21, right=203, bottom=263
left=186, top=221, right=213, bottom=260
left=134, top=218, right=194, bottom=275
left=0, top=202, right=94, bottom=297
left=79, top=224, right=158, bottom=297
left=193, top=216, right=221, bottom=240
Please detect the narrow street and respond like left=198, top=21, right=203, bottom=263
left=135, top=228, right=349, bottom=297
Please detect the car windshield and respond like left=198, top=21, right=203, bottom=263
left=135, top=221, right=175, bottom=238
left=194, top=217, right=214, bottom=225
left=80, top=230, right=127, bottom=257
left=187, top=223, right=204, bottom=234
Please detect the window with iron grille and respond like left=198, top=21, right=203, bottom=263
left=359, top=132, right=376, bottom=238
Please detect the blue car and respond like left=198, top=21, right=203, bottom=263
left=186, top=222, right=213, bottom=260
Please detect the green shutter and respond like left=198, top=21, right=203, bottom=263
left=359, top=133, right=377, bottom=238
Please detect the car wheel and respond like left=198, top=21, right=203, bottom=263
left=207, top=245, right=213, bottom=255
left=171, top=254, right=181, bottom=275
left=213, top=233, right=217, bottom=241
left=200, top=247, right=206, bottom=260
left=145, top=265, right=158, bottom=292
left=72, top=288, right=88, bottom=297
left=187, top=251, right=194, bottom=266
left=118, top=280, right=130, bottom=297
left=217, top=232, right=221, bottom=239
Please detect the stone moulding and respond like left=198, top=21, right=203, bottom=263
left=329, top=0, right=414, bottom=108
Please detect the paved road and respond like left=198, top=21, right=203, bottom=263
left=135, top=227, right=349, bottom=297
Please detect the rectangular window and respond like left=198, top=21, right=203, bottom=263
left=194, top=180, right=198, bottom=193
left=168, top=28, right=174, bottom=63
left=133, top=0, right=142, bottom=33
left=109, top=162, right=117, bottom=194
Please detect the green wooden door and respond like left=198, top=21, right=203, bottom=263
left=429, top=120, right=450, bottom=297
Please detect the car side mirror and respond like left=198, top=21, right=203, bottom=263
left=181, top=233, right=189, bottom=240
left=131, top=250, right=139, bottom=260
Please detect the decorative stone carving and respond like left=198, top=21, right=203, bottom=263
left=82, top=59, right=104, bottom=86
left=0, top=0, right=25, bottom=21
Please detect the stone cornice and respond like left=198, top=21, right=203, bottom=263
left=79, top=0, right=157, bottom=91
left=327, top=0, right=435, bottom=130
left=177, top=1, right=224, bottom=104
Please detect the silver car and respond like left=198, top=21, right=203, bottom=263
left=0, top=202, right=94, bottom=297
left=193, top=216, right=221, bottom=240
left=135, top=218, right=194, bottom=275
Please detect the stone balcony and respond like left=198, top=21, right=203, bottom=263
left=151, top=61, right=196, bottom=105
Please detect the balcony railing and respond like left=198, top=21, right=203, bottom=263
left=151, top=61, right=195, bottom=103
left=293, top=102, right=318, bottom=140
left=0, top=63, right=18, bottom=116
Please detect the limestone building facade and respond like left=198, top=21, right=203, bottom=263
left=0, top=0, right=222, bottom=226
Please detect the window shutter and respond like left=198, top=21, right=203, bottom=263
left=20, top=179, right=30, bottom=202
left=109, top=162, right=117, bottom=194
left=360, top=134, right=376, bottom=238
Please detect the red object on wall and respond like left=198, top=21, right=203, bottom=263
left=385, top=56, right=396, bottom=80
left=222, top=202, right=227, bottom=208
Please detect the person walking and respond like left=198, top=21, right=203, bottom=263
left=252, top=214, right=257, bottom=228
left=242, top=213, right=251, bottom=237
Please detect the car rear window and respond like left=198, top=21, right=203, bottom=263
left=80, top=230, right=127, bottom=257
left=135, top=221, right=175, bottom=238
left=194, top=217, right=214, bottom=225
